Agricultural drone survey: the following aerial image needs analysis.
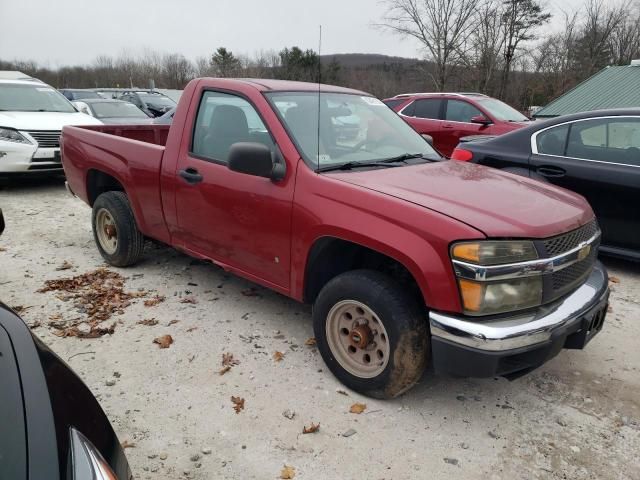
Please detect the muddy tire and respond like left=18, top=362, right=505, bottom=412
left=313, top=269, right=429, bottom=399
left=92, top=191, right=145, bottom=267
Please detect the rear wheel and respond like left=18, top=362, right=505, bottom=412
left=92, top=191, right=145, bottom=267
left=313, top=269, right=429, bottom=398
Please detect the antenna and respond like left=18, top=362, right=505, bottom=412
left=316, top=25, right=322, bottom=173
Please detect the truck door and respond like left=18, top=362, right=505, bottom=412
left=173, top=90, right=294, bottom=291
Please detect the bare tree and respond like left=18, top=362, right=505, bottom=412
left=608, top=2, right=640, bottom=65
left=378, top=0, right=478, bottom=90
left=464, top=0, right=505, bottom=94
left=498, top=0, right=551, bottom=100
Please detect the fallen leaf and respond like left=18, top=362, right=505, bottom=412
left=137, top=318, right=158, bottom=326
left=222, top=352, right=240, bottom=367
left=241, top=288, right=261, bottom=297
left=304, top=337, right=316, bottom=346
left=167, top=319, right=179, bottom=326
left=336, top=389, right=349, bottom=396
left=273, top=351, right=285, bottom=362
left=153, top=335, right=173, bottom=348
left=280, top=465, right=295, bottom=479
left=607, top=305, right=613, bottom=313
left=186, top=326, right=198, bottom=332
left=609, top=276, right=620, bottom=284
left=302, top=422, right=320, bottom=434
left=180, top=296, right=197, bottom=304
left=231, top=396, right=245, bottom=414
left=144, top=295, right=166, bottom=307
left=39, top=268, right=140, bottom=323
left=121, top=440, right=136, bottom=449
left=0, top=247, right=6, bottom=252
left=350, top=403, right=367, bottom=414
left=53, top=323, right=116, bottom=339
left=219, top=365, right=232, bottom=376
left=11, top=305, right=31, bottom=314
left=56, top=260, right=73, bottom=271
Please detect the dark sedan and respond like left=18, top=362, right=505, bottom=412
left=118, top=91, right=176, bottom=118
left=0, top=302, right=132, bottom=479
left=451, top=109, right=640, bottom=260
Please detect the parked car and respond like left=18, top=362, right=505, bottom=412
left=72, top=98, right=151, bottom=125
left=0, top=302, right=132, bottom=479
left=118, top=91, right=176, bottom=118
left=61, top=78, right=609, bottom=398
left=59, top=89, right=103, bottom=101
left=383, top=93, right=531, bottom=157
left=152, top=107, right=175, bottom=124
left=0, top=78, right=102, bottom=174
left=450, top=108, right=640, bottom=261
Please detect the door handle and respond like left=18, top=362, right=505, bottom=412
left=537, top=165, right=566, bottom=177
left=179, top=168, right=203, bottom=184
left=442, top=124, right=454, bottom=129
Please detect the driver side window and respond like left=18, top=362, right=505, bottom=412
left=191, top=91, right=274, bottom=163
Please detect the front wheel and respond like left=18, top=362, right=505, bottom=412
left=313, top=270, right=429, bottom=399
left=92, top=191, right=145, bottom=267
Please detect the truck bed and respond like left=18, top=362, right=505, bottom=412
left=75, top=124, right=171, bottom=146
left=61, top=123, right=172, bottom=244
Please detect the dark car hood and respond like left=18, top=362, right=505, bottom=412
left=328, top=161, right=594, bottom=238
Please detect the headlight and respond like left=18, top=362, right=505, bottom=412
left=0, top=127, right=32, bottom=144
left=451, top=240, right=542, bottom=316
left=458, top=276, right=542, bottom=315
left=452, top=240, right=538, bottom=265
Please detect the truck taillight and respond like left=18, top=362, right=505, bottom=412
left=451, top=148, right=473, bottom=162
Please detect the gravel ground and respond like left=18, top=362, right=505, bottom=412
left=1, top=177, right=639, bottom=480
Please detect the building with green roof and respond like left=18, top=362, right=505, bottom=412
left=534, top=60, right=640, bottom=118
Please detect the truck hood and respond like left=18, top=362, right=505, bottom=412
left=328, top=161, right=594, bottom=238
left=0, top=111, right=102, bottom=130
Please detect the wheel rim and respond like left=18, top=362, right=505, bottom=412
left=326, top=300, right=390, bottom=379
left=95, top=208, right=118, bottom=255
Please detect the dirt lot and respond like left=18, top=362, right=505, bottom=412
left=1, top=177, right=639, bottom=480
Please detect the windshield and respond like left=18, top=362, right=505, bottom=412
left=90, top=102, right=149, bottom=118
left=0, top=83, right=75, bottom=113
left=476, top=98, right=528, bottom=122
left=266, top=92, right=440, bottom=168
left=138, top=94, right=175, bottom=107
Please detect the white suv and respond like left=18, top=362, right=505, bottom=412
left=0, top=78, right=102, bottom=174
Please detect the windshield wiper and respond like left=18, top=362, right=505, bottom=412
left=317, top=153, right=428, bottom=172
left=382, top=153, right=426, bottom=163
left=317, top=161, right=405, bottom=172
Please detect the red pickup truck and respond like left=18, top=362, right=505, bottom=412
left=61, top=78, right=609, bottom=398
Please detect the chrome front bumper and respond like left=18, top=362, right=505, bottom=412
left=430, top=262, right=609, bottom=352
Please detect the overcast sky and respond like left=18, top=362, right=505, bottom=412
left=0, top=0, right=583, bottom=67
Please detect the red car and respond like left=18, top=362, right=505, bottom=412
left=383, top=93, right=531, bottom=157
left=61, top=78, right=608, bottom=398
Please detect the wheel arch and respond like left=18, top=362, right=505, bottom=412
left=302, top=236, right=430, bottom=308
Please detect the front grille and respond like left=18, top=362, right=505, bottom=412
left=538, top=220, right=600, bottom=303
left=542, top=220, right=599, bottom=256
left=26, top=130, right=61, bottom=148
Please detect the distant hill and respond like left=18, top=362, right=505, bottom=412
left=321, top=53, right=422, bottom=68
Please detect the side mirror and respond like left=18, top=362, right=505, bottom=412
left=228, top=142, right=285, bottom=181
left=421, top=134, right=434, bottom=146
left=470, top=115, right=492, bottom=125
left=72, top=101, right=92, bottom=116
